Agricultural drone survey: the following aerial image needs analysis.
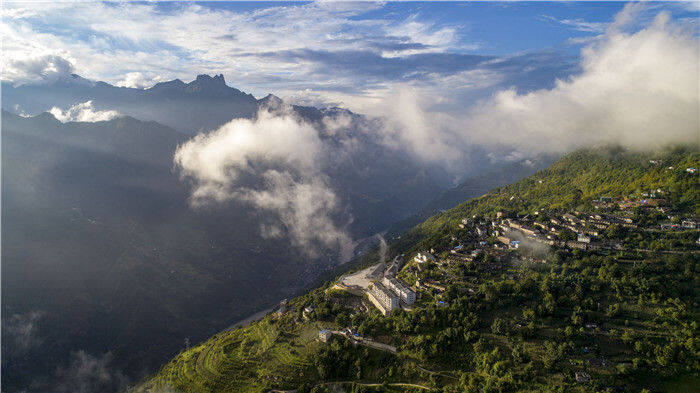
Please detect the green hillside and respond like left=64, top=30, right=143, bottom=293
left=133, top=146, right=699, bottom=393
left=393, top=146, right=699, bottom=255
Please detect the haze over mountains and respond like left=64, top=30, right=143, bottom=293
left=1, top=74, right=545, bottom=392
left=4, top=73, right=257, bottom=133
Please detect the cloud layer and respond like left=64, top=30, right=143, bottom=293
left=0, top=2, right=585, bottom=112
left=367, top=5, right=698, bottom=169
left=174, top=109, right=350, bottom=255
left=466, top=9, right=699, bottom=154
left=49, top=101, right=120, bottom=123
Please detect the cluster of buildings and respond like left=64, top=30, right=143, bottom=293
left=340, top=190, right=698, bottom=318
left=366, top=256, right=416, bottom=316
left=648, top=159, right=696, bottom=174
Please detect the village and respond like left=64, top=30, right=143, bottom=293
left=314, top=189, right=700, bottom=325
left=262, top=187, right=699, bottom=355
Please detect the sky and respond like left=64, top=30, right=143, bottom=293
left=2, top=1, right=697, bottom=113
left=2, top=1, right=698, bottom=256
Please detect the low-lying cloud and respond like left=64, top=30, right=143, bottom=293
left=468, top=8, right=698, bottom=154
left=49, top=101, right=120, bottom=123
left=174, top=109, right=351, bottom=255
left=368, top=6, right=698, bottom=169
left=176, top=6, right=696, bottom=258
left=115, top=71, right=167, bottom=89
left=2, top=310, right=44, bottom=355
left=53, top=351, right=128, bottom=393
left=3, top=53, right=75, bottom=85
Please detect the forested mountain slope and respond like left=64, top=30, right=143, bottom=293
left=1, top=104, right=451, bottom=392
left=394, top=146, right=699, bottom=254
left=2, top=111, right=323, bottom=391
left=134, top=146, right=699, bottom=393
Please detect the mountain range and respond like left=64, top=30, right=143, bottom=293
left=1, top=75, right=553, bottom=392
left=132, top=146, right=700, bottom=393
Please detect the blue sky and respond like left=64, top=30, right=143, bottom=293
left=2, top=1, right=697, bottom=112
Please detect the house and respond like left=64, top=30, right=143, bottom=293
left=413, top=252, right=436, bottom=264
left=563, top=213, right=577, bottom=223
left=566, top=241, right=588, bottom=250
left=577, top=233, right=591, bottom=243
left=533, top=221, right=547, bottom=230
left=318, top=329, right=332, bottom=343
left=509, top=240, right=520, bottom=249
left=276, top=299, right=288, bottom=316
left=681, top=220, right=697, bottom=229
left=575, top=371, right=591, bottom=383
left=497, top=236, right=512, bottom=246
left=687, top=167, right=696, bottom=174
left=451, top=244, right=465, bottom=254
left=303, top=306, right=314, bottom=320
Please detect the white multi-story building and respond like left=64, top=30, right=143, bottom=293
left=413, top=252, right=435, bottom=264
left=382, top=277, right=416, bottom=305
left=318, top=329, right=332, bottom=343
left=368, top=283, right=399, bottom=315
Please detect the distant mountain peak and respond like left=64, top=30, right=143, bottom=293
left=256, top=94, right=287, bottom=113
left=34, top=111, right=61, bottom=123
left=149, top=79, right=186, bottom=91
left=258, top=93, right=283, bottom=106
left=53, top=73, right=94, bottom=86
left=195, top=74, right=226, bottom=85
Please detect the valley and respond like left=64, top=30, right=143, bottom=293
left=133, top=147, right=699, bottom=393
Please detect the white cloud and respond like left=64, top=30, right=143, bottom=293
left=174, top=110, right=350, bottom=255
left=373, top=87, right=464, bottom=168
left=49, top=101, right=120, bottom=123
left=54, top=351, right=128, bottom=393
left=3, top=54, right=75, bottom=85
left=333, top=6, right=698, bottom=172
left=466, top=10, right=699, bottom=154
left=0, top=1, right=461, bottom=95
left=2, top=311, right=44, bottom=353
left=541, top=14, right=607, bottom=33
left=114, top=72, right=165, bottom=89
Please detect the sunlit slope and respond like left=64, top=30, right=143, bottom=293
left=133, top=146, right=699, bottom=393
left=394, top=146, right=699, bottom=255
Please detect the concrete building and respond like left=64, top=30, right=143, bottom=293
left=577, top=233, right=591, bottom=243
left=276, top=299, right=288, bottom=316
left=413, top=252, right=435, bottom=264
left=368, top=283, right=399, bottom=315
left=682, top=220, right=697, bottom=229
left=303, top=306, right=314, bottom=320
left=382, top=277, right=416, bottom=305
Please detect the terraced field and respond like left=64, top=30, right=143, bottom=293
left=133, top=317, right=322, bottom=393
